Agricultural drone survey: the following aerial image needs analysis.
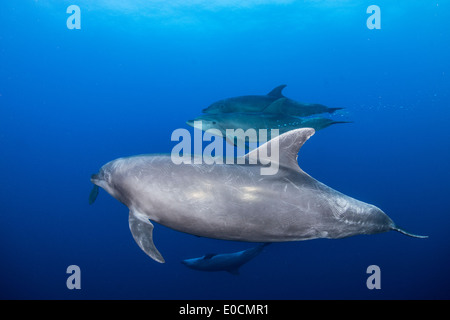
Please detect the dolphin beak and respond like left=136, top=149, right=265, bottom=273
left=91, top=173, right=100, bottom=184
left=91, top=173, right=107, bottom=189
left=186, top=120, right=203, bottom=129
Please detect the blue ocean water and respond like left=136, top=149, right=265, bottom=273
left=0, top=0, right=449, bottom=300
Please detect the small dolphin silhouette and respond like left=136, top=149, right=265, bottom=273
left=181, top=243, right=269, bottom=275
left=202, top=85, right=342, bottom=117
left=90, top=128, right=426, bottom=264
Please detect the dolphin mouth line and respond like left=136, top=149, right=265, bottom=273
left=90, top=173, right=105, bottom=187
left=90, top=173, right=100, bottom=182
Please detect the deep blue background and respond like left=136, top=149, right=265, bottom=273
left=0, top=0, right=449, bottom=299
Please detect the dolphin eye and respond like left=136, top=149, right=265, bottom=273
left=212, top=121, right=217, bottom=124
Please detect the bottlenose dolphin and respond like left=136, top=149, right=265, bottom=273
left=90, top=128, right=426, bottom=263
left=181, top=243, right=269, bottom=275
left=186, top=113, right=349, bottom=146
left=202, top=85, right=342, bottom=117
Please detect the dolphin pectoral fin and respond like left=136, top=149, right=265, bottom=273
left=227, top=267, right=240, bottom=275
left=88, top=185, right=99, bottom=205
left=225, top=134, right=245, bottom=148
left=263, top=97, right=286, bottom=114
left=128, top=210, right=165, bottom=263
left=225, top=135, right=237, bottom=147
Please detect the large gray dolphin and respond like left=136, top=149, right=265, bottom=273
left=181, top=243, right=269, bottom=275
left=202, top=85, right=342, bottom=117
left=90, top=128, right=426, bottom=263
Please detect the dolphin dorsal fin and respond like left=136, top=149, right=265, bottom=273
left=245, top=128, right=315, bottom=171
left=267, top=84, right=287, bottom=98
left=263, top=97, right=286, bottom=113
left=204, top=253, right=216, bottom=260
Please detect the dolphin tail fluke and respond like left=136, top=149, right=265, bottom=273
left=332, top=120, right=352, bottom=124
left=391, top=226, right=428, bottom=239
left=89, top=185, right=99, bottom=205
left=329, top=121, right=353, bottom=127
left=329, top=107, right=344, bottom=113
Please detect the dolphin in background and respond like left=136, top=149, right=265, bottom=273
left=202, top=84, right=343, bottom=117
left=181, top=243, right=270, bottom=275
left=187, top=113, right=350, bottom=146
